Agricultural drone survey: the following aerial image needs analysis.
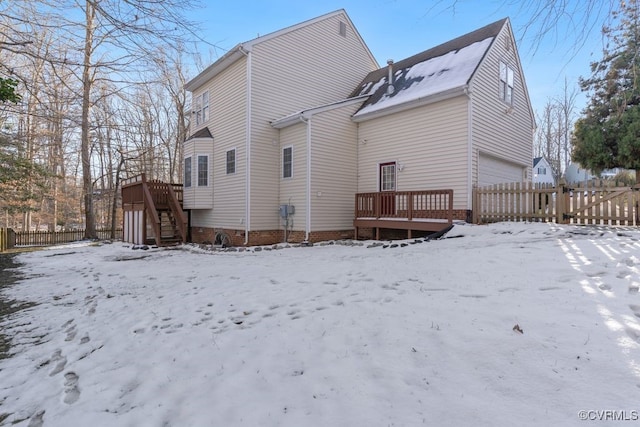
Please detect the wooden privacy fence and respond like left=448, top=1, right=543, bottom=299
left=473, top=181, right=640, bottom=226
left=0, top=228, right=122, bottom=251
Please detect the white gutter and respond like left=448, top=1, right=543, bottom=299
left=242, top=46, right=251, bottom=245
left=270, top=95, right=369, bottom=129
left=185, top=45, right=246, bottom=92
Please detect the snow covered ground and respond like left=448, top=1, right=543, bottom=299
left=1, top=222, right=639, bottom=426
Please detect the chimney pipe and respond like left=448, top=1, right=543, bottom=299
left=387, top=59, right=394, bottom=95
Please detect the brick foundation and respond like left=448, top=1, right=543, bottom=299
left=189, top=211, right=470, bottom=246
left=189, top=227, right=355, bottom=247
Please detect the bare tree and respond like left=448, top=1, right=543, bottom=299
left=2, top=0, right=203, bottom=238
left=432, top=0, right=616, bottom=58
left=534, top=80, right=577, bottom=182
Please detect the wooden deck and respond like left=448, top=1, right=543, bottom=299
left=354, top=190, right=454, bottom=240
left=121, top=174, right=187, bottom=246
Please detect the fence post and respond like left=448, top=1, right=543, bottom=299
left=472, top=187, right=478, bottom=224
left=0, top=228, right=5, bottom=252
left=556, top=180, right=568, bottom=224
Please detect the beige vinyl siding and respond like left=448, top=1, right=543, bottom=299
left=279, top=123, right=307, bottom=232
left=183, top=139, right=213, bottom=209
left=357, top=96, right=470, bottom=210
left=188, top=57, right=247, bottom=229
left=309, top=104, right=359, bottom=231
left=249, top=12, right=379, bottom=230
left=469, top=24, right=534, bottom=187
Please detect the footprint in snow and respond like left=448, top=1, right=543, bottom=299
left=65, top=325, right=77, bottom=342
left=585, top=271, right=607, bottom=278
left=49, top=355, right=67, bottom=376
left=624, top=327, right=640, bottom=344
left=629, top=305, right=640, bottom=318
left=616, top=270, right=631, bottom=279
left=63, top=372, right=80, bottom=404
left=26, top=410, right=45, bottom=427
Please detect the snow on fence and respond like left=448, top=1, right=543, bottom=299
left=0, top=228, right=122, bottom=251
left=473, top=181, right=640, bottom=226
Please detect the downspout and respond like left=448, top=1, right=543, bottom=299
left=303, top=115, right=312, bottom=242
left=464, top=86, right=473, bottom=215
left=241, top=46, right=251, bottom=245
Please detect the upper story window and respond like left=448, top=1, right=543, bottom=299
left=197, top=155, right=208, bottom=186
left=226, top=149, right=236, bottom=174
left=184, top=157, right=192, bottom=188
left=339, top=21, right=347, bottom=37
left=194, top=91, right=209, bottom=126
left=537, top=167, right=546, bottom=175
left=282, top=146, right=292, bottom=179
left=499, top=61, right=514, bottom=105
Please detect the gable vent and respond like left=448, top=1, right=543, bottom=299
left=339, top=21, right=347, bottom=37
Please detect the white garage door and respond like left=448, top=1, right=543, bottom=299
left=478, top=154, right=524, bottom=187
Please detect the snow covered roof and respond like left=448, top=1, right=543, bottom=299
left=351, top=18, right=507, bottom=121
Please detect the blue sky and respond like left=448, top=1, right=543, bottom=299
left=188, top=0, right=612, bottom=119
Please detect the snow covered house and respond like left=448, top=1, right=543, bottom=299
left=183, top=10, right=534, bottom=246
left=533, top=157, right=555, bottom=185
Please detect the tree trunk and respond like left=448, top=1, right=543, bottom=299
left=110, top=156, right=124, bottom=239
left=82, top=1, right=96, bottom=239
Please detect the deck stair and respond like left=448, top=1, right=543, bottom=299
left=121, top=174, right=187, bottom=246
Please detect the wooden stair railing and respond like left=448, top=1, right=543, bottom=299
left=167, top=183, right=187, bottom=243
left=142, top=180, right=163, bottom=246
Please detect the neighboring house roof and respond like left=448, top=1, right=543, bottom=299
left=186, top=126, right=213, bottom=140
left=184, top=9, right=378, bottom=92
left=351, top=18, right=506, bottom=121
left=533, top=157, right=543, bottom=168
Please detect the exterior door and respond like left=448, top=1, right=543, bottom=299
left=379, top=162, right=396, bottom=217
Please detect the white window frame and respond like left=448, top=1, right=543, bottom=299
left=499, top=61, right=514, bottom=105
left=194, top=91, right=209, bottom=126
left=226, top=148, right=236, bottom=175
left=184, top=156, right=192, bottom=188
left=379, top=162, right=396, bottom=192
left=282, top=146, right=293, bottom=179
left=197, top=154, right=209, bottom=187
